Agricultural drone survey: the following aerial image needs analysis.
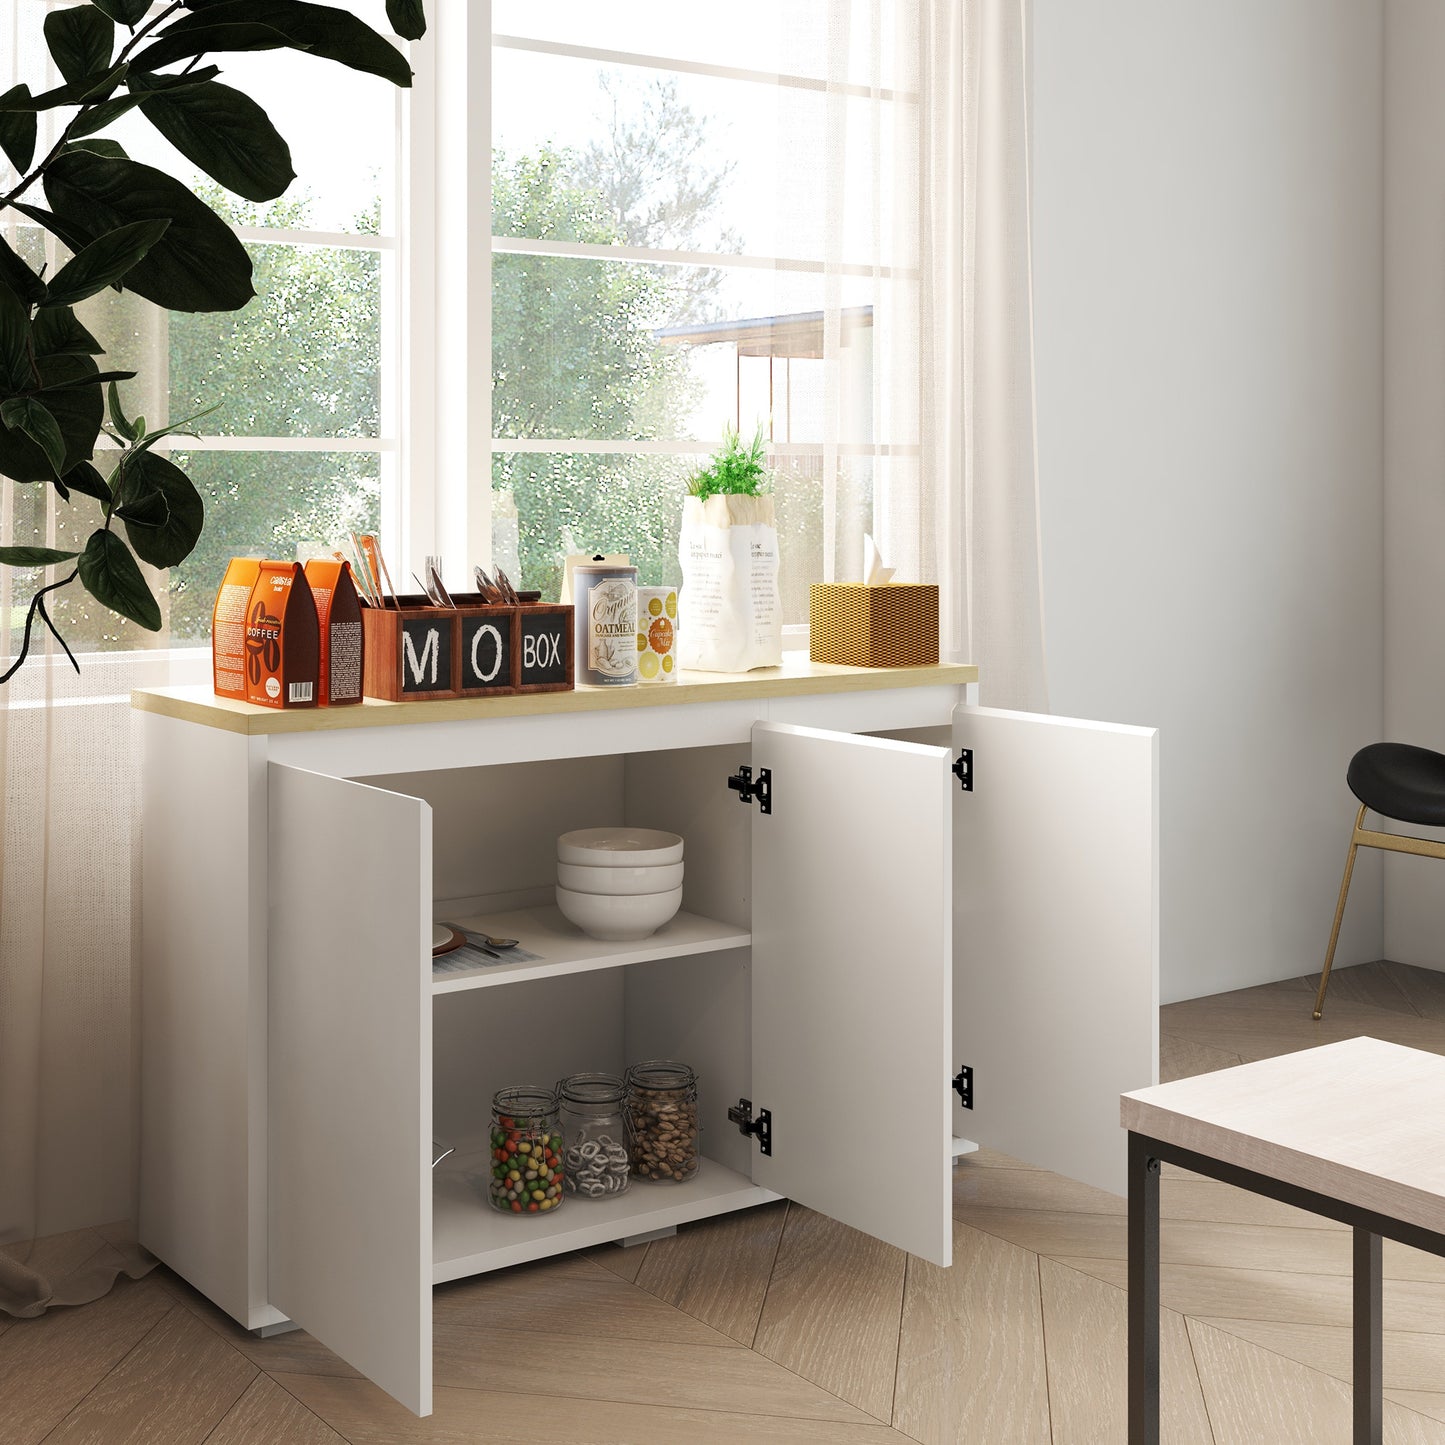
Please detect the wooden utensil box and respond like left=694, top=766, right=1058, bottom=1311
left=809, top=583, right=939, bottom=668
left=363, top=595, right=574, bottom=701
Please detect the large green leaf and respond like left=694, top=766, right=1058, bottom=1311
left=60, top=460, right=110, bottom=502
left=0, top=281, right=31, bottom=392
left=0, top=84, right=37, bottom=172
left=33, top=306, right=103, bottom=358
left=0, top=355, right=103, bottom=482
left=69, top=90, right=145, bottom=138
left=42, top=219, right=171, bottom=307
left=137, top=80, right=295, bottom=203
left=114, top=451, right=205, bottom=567
left=77, top=527, right=161, bottom=629
left=42, top=149, right=254, bottom=312
left=107, top=380, right=138, bottom=441
left=43, top=6, right=115, bottom=88
left=90, top=0, right=153, bottom=25
left=134, top=2, right=413, bottom=87
left=10, top=200, right=95, bottom=258
left=0, top=238, right=46, bottom=308
left=63, top=137, right=129, bottom=160
left=0, top=398, right=67, bottom=478
left=34, top=368, right=137, bottom=394
left=0, top=545, right=80, bottom=566
left=386, top=0, right=426, bottom=40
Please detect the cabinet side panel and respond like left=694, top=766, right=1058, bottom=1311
left=140, top=716, right=261, bottom=1324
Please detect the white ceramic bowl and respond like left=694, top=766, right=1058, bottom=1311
left=556, top=827, right=684, bottom=869
left=557, top=860, right=685, bottom=896
left=555, top=884, right=683, bottom=942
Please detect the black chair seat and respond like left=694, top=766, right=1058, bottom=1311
left=1347, top=742, right=1445, bottom=827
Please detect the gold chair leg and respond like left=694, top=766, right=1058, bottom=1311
left=1314, top=804, right=1367, bottom=1020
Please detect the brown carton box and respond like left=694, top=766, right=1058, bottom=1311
left=303, top=558, right=364, bottom=706
left=245, top=562, right=320, bottom=709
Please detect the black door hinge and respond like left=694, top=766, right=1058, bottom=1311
left=727, top=765, right=772, bottom=815
left=952, top=1066, right=974, bottom=1110
left=952, top=749, right=973, bottom=792
left=728, top=1098, right=772, bottom=1155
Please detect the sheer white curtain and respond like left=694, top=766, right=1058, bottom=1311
left=0, top=656, right=176, bottom=1316
left=826, top=0, right=1049, bottom=711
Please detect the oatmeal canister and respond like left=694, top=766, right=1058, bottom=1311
left=573, top=562, right=638, bottom=686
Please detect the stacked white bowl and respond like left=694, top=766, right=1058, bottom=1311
left=555, top=828, right=685, bottom=942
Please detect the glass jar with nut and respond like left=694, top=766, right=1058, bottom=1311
left=623, top=1060, right=700, bottom=1182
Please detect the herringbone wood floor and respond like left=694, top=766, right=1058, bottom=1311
left=8, top=960, right=1445, bottom=1443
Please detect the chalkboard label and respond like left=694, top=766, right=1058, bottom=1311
left=520, top=611, right=569, bottom=687
left=461, top=613, right=511, bottom=692
left=400, top=616, right=453, bottom=693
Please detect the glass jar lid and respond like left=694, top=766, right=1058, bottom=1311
left=625, top=1060, right=696, bottom=1092
left=492, top=1085, right=557, bottom=1123
left=556, top=1072, right=625, bottom=1105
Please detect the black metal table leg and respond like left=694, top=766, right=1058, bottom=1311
left=1354, top=1227, right=1382, bottom=1444
left=1128, top=1131, right=1160, bottom=1445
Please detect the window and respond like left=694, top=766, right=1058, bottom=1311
left=0, top=0, right=406, bottom=655
left=488, top=2, right=918, bottom=624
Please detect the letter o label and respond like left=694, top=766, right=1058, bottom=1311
left=470, top=622, right=502, bottom=683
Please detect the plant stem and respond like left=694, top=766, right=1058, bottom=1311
left=0, top=567, right=79, bottom=683
left=0, top=2, right=186, bottom=211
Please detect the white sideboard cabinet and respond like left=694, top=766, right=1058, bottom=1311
left=134, top=658, right=1158, bottom=1417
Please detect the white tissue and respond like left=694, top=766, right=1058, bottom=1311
left=864, top=534, right=895, bottom=587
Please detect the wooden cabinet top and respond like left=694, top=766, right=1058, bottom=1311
left=132, top=657, right=977, bottom=736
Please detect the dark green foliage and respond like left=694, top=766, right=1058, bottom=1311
left=0, top=0, right=424, bottom=681
left=134, top=79, right=295, bottom=203
left=43, top=151, right=256, bottom=311
left=44, top=8, right=115, bottom=89
left=0, top=87, right=38, bottom=172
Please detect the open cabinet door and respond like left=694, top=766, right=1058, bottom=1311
left=751, top=722, right=953, bottom=1266
left=952, top=706, right=1158, bottom=1197
left=268, top=763, right=432, bottom=1416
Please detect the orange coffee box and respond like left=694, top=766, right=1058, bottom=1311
left=212, top=557, right=261, bottom=700
left=244, top=562, right=320, bottom=709
left=303, top=558, right=364, bottom=706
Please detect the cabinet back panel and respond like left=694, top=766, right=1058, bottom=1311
left=624, top=953, right=753, bottom=1180
left=362, top=756, right=625, bottom=903
left=624, top=745, right=750, bottom=929
left=432, top=971, right=625, bottom=1145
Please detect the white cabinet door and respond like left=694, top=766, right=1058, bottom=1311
left=951, top=706, right=1158, bottom=1197
left=750, top=722, right=953, bottom=1267
left=267, top=763, right=433, bottom=1416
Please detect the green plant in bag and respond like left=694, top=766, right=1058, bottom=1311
left=685, top=422, right=770, bottom=500
left=0, top=0, right=428, bottom=681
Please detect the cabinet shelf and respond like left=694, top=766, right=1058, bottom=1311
left=432, top=904, right=751, bottom=994
left=433, top=1159, right=776, bottom=1283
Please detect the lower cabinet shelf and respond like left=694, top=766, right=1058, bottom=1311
left=432, top=1156, right=777, bottom=1284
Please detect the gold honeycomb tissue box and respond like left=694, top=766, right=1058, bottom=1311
left=809, top=583, right=940, bottom=668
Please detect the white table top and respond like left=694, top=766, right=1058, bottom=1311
left=1121, top=1037, right=1445, bottom=1236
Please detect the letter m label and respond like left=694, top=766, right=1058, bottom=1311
left=403, top=627, right=440, bottom=686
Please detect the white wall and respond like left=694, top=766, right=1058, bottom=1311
left=1030, top=1, right=1386, bottom=1003
left=1382, top=2, right=1445, bottom=966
